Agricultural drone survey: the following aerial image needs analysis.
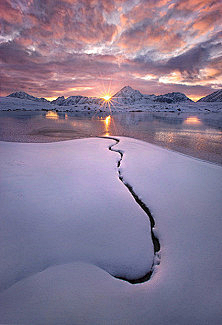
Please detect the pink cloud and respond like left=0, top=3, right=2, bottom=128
left=0, top=0, right=221, bottom=100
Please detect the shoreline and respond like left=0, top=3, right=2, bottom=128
left=0, top=109, right=222, bottom=166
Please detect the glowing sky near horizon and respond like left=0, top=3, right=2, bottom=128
left=0, top=0, right=221, bottom=100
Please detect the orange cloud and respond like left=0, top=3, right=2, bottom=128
left=192, top=10, right=222, bottom=35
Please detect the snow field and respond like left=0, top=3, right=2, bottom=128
left=0, top=137, right=222, bottom=324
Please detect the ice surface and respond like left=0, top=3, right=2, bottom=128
left=0, top=137, right=222, bottom=324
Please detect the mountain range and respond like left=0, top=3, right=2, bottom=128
left=6, top=87, right=222, bottom=105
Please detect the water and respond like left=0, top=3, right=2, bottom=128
left=0, top=110, right=222, bottom=165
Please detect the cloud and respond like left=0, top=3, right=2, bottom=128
left=166, top=32, right=222, bottom=77
left=1, top=0, right=118, bottom=53
left=0, top=0, right=221, bottom=99
left=166, top=44, right=210, bottom=76
left=118, top=21, right=185, bottom=52
left=192, top=9, right=222, bottom=35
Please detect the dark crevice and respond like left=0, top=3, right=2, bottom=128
left=101, top=136, right=161, bottom=284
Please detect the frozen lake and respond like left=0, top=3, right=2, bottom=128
left=0, top=110, right=222, bottom=165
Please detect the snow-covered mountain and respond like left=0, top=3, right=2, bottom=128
left=198, top=90, right=222, bottom=102
left=154, top=92, right=193, bottom=103
left=112, top=86, right=192, bottom=104
left=113, top=86, right=144, bottom=104
left=51, top=96, right=66, bottom=105
left=7, top=91, right=49, bottom=102
left=51, top=95, right=90, bottom=106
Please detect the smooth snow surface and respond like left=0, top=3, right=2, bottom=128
left=0, top=137, right=222, bottom=325
left=0, top=138, right=153, bottom=290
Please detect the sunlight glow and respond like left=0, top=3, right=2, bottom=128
left=188, top=96, right=202, bottom=102
left=45, top=97, right=59, bottom=101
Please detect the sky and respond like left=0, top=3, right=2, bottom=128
left=0, top=0, right=222, bottom=101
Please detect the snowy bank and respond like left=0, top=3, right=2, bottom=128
left=0, top=137, right=222, bottom=324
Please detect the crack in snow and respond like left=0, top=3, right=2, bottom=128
left=1, top=137, right=161, bottom=293
left=103, top=136, right=161, bottom=284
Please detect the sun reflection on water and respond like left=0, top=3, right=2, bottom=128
left=105, top=115, right=111, bottom=126
left=45, top=111, right=59, bottom=120
left=184, top=116, right=202, bottom=125
left=98, top=115, right=111, bottom=136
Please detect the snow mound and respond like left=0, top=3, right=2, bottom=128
left=0, top=138, right=153, bottom=293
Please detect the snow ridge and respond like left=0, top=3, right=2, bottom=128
left=106, top=137, right=161, bottom=283
left=154, top=92, right=192, bottom=103
left=7, top=91, right=49, bottom=102
left=197, top=89, right=222, bottom=102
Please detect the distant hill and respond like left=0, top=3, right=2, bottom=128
left=154, top=92, right=193, bottom=103
left=198, top=90, right=222, bottom=102
left=7, top=91, right=49, bottom=102
left=51, top=95, right=90, bottom=106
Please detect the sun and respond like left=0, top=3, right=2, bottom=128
left=101, top=94, right=112, bottom=101
left=97, top=83, right=118, bottom=113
